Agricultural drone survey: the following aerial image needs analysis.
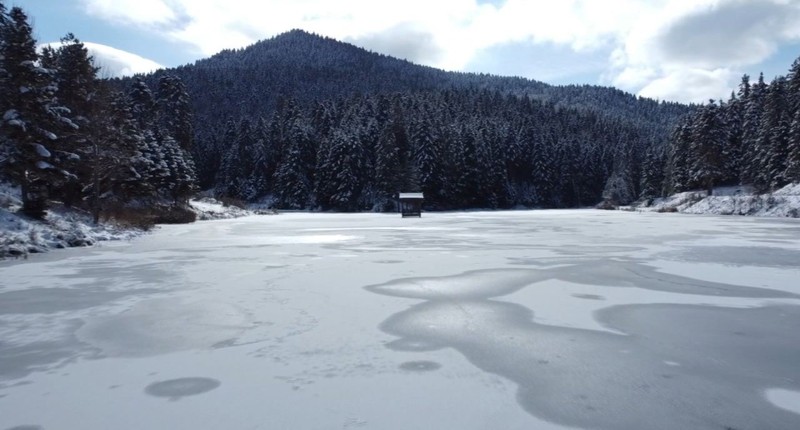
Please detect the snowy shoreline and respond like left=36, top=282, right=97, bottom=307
left=633, top=183, right=800, bottom=218
left=1, top=182, right=256, bottom=259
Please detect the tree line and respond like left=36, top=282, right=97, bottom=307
left=208, top=90, right=661, bottom=211
left=662, top=63, right=800, bottom=196
left=0, top=3, right=197, bottom=222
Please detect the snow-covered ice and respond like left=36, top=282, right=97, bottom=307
left=1, top=210, right=799, bottom=430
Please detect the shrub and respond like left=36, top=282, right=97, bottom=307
left=151, top=205, right=197, bottom=224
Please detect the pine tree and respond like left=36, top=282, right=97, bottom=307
left=217, top=118, right=268, bottom=200
left=371, top=120, right=402, bottom=210
left=741, top=74, right=767, bottom=186
left=0, top=2, right=10, bottom=176
left=689, top=101, right=726, bottom=194
left=50, top=33, right=100, bottom=207
left=639, top=147, right=664, bottom=201
left=0, top=7, right=77, bottom=217
left=128, top=77, right=157, bottom=131
left=721, top=92, right=743, bottom=184
left=785, top=107, right=800, bottom=183
left=273, top=116, right=315, bottom=209
left=412, top=116, right=444, bottom=207
left=157, top=74, right=193, bottom=151
left=84, top=89, right=149, bottom=221
left=315, top=129, right=365, bottom=211
left=159, top=133, right=197, bottom=203
left=758, top=77, right=790, bottom=190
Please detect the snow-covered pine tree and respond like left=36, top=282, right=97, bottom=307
left=217, top=118, right=268, bottom=200
left=49, top=33, right=100, bottom=207
left=639, top=147, right=664, bottom=201
left=273, top=116, right=315, bottom=209
left=476, top=122, right=509, bottom=208
left=531, top=132, right=556, bottom=206
left=0, top=2, right=10, bottom=175
left=128, top=77, right=157, bottom=131
left=740, top=73, right=767, bottom=186
left=721, top=91, right=743, bottom=185
left=505, top=117, right=543, bottom=206
left=315, top=128, right=365, bottom=211
left=88, top=90, right=152, bottom=221
left=157, top=74, right=193, bottom=151
left=446, top=124, right=478, bottom=207
left=786, top=107, right=800, bottom=183
left=689, top=100, right=726, bottom=194
left=787, top=59, right=800, bottom=183
left=159, top=133, right=197, bottom=204
left=371, top=120, right=402, bottom=210
left=0, top=7, right=77, bottom=218
left=787, top=58, right=800, bottom=114
left=214, top=119, right=240, bottom=197
left=411, top=115, right=444, bottom=207
left=133, top=130, right=171, bottom=200
left=758, top=77, right=790, bottom=190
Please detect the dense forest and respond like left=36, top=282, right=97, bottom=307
left=126, top=30, right=691, bottom=211
left=6, top=2, right=797, bottom=218
left=0, top=3, right=197, bottom=222
left=663, top=70, right=800, bottom=196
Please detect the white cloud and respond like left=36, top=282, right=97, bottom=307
left=39, top=41, right=164, bottom=77
left=84, top=42, right=164, bottom=77
left=638, top=68, right=738, bottom=104
left=81, top=0, right=177, bottom=26
left=79, top=0, right=800, bottom=103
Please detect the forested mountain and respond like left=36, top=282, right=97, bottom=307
left=124, top=30, right=692, bottom=210
left=663, top=65, right=800, bottom=197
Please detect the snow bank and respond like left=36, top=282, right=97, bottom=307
left=1, top=182, right=143, bottom=259
left=0, top=183, right=269, bottom=258
left=188, top=197, right=257, bottom=220
left=641, top=183, right=800, bottom=218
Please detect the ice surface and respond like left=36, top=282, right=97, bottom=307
left=765, top=388, right=800, bottom=415
left=1, top=210, right=799, bottom=430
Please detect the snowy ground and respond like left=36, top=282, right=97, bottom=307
left=0, top=183, right=143, bottom=258
left=1, top=180, right=251, bottom=258
left=641, top=182, right=800, bottom=217
left=1, top=210, right=800, bottom=430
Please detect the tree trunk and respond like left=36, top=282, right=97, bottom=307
left=21, top=175, right=48, bottom=219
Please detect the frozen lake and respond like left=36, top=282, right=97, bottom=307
left=1, top=210, right=800, bottom=430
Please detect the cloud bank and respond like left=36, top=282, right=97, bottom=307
left=40, top=41, right=164, bottom=77
left=84, top=42, right=164, bottom=77
left=80, top=0, right=800, bottom=103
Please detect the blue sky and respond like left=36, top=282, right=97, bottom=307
left=9, top=0, right=800, bottom=103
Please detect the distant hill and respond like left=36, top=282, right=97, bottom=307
left=135, top=29, right=688, bottom=134
left=117, top=30, right=693, bottom=210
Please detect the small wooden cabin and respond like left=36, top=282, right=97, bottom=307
left=398, top=192, right=424, bottom=217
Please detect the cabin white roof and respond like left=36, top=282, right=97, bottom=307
left=398, top=192, right=424, bottom=199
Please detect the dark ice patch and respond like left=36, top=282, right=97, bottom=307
left=666, top=246, right=800, bottom=268
left=0, top=287, right=159, bottom=315
left=399, top=361, right=441, bottom=372
left=0, top=320, right=87, bottom=380
left=572, top=294, right=605, bottom=300
left=144, top=377, right=220, bottom=400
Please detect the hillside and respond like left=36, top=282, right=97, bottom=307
left=116, top=30, right=693, bottom=210
left=138, top=30, right=688, bottom=135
